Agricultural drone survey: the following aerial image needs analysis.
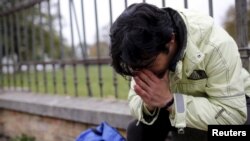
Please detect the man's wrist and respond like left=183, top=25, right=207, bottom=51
left=143, top=103, right=155, bottom=112
left=162, top=96, right=174, bottom=110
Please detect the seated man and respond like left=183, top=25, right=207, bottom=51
left=109, top=3, right=250, bottom=141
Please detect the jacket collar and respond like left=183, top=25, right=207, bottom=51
left=173, top=10, right=205, bottom=77
left=170, top=40, right=205, bottom=84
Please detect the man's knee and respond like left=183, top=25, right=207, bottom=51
left=127, top=119, right=138, bottom=133
left=126, top=120, right=143, bottom=141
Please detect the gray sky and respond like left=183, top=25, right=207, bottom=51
left=57, top=0, right=235, bottom=46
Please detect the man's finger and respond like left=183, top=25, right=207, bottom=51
left=161, top=70, right=169, bottom=81
left=134, top=84, right=151, bottom=100
left=134, top=76, right=151, bottom=93
left=137, top=71, right=154, bottom=86
left=142, top=69, right=159, bottom=82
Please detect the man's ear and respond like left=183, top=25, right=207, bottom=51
left=170, top=32, right=175, bottom=43
left=164, top=32, right=176, bottom=52
left=165, top=33, right=176, bottom=49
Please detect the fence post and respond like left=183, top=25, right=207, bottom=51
left=235, top=0, right=249, bottom=70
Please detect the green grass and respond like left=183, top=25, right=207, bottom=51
left=11, top=134, right=35, bottom=141
left=1, top=65, right=130, bottom=99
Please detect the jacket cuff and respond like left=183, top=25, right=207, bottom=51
left=169, top=93, right=187, bottom=129
left=139, top=104, right=160, bottom=125
left=143, top=103, right=157, bottom=116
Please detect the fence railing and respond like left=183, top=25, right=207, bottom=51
left=0, top=0, right=248, bottom=99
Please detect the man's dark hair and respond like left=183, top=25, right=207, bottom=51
left=109, top=3, right=186, bottom=78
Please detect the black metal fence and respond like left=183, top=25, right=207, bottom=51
left=0, top=0, right=248, bottom=99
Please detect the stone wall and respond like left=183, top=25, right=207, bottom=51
left=0, top=110, right=89, bottom=141
left=0, top=91, right=133, bottom=141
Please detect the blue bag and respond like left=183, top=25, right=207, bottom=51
left=76, top=121, right=126, bottom=141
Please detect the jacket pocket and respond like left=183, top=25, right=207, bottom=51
left=187, top=70, right=208, bottom=80
left=176, top=79, right=207, bottom=96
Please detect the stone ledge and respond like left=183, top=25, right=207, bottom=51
left=0, top=91, right=134, bottom=129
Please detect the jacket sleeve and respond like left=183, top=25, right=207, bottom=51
left=128, top=78, right=161, bottom=125
left=170, top=35, right=248, bottom=131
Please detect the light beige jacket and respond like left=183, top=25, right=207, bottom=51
left=128, top=8, right=250, bottom=131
